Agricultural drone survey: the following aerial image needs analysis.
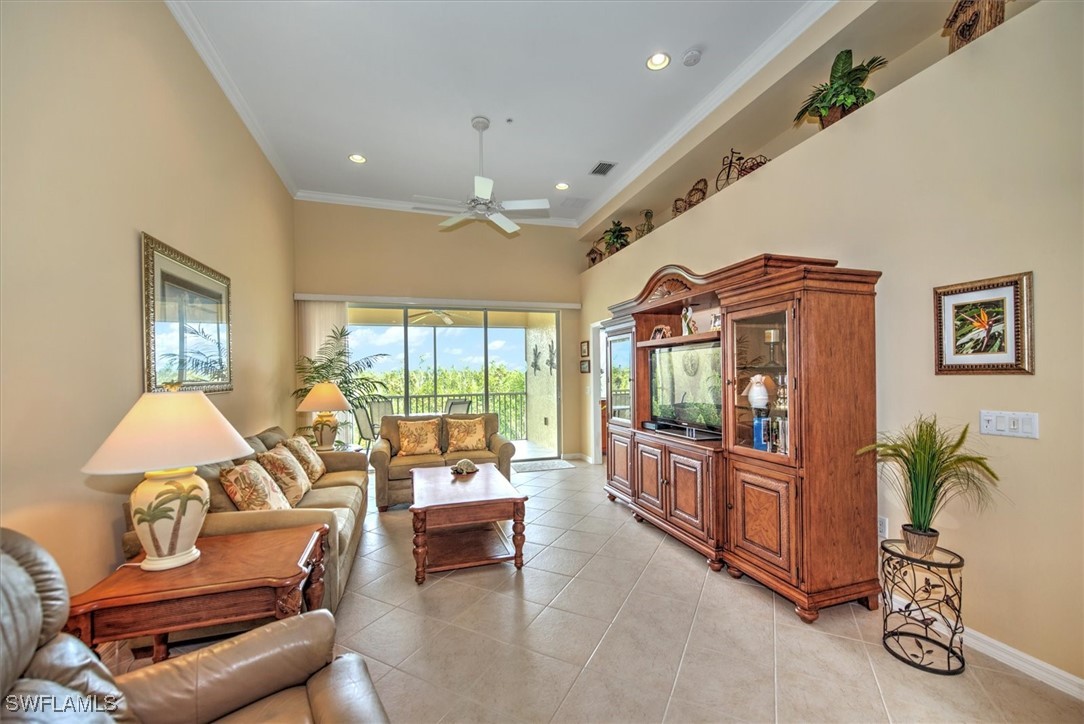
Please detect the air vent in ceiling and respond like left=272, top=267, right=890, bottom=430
left=559, top=197, right=590, bottom=212
left=589, top=161, right=617, bottom=176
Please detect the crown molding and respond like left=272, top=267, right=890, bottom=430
left=294, top=293, right=580, bottom=311
left=294, top=190, right=580, bottom=228
left=575, top=0, right=837, bottom=228
left=166, top=0, right=297, bottom=195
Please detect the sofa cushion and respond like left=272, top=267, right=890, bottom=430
left=442, top=413, right=499, bottom=450
left=379, top=415, right=441, bottom=456
left=256, top=448, right=312, bottom=506
left=221, top=461, right=291, bottom=511
left=256, top=426, right=291, bottom=451
left=397, top=419, right=441, bottom=456
left=447, top=416, right=487, bottom=453
left=201, top=461, right=241, bottom=513
left=296, top=486, right=364, bottom=513
left=233, top=435, right=269, bottom=465
left=444, top=450, right=499, bottom=468
left=313, top=470, right=367, bottom=491
left=387, top=453, right=445, bottom=481
left=290, top=504, right=355, bottom=556
left=282, top=437, right=326, bottom=482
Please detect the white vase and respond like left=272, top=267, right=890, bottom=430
left=129, top=469, right=209, bottom=571
left=747, top=376, right=770, bottom=409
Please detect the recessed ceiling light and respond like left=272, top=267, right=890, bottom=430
left=555, top=182, right=569, bottom=191
left=646, top=53, right=670, bottom=71
left=348, top=154, right=366, bottom=164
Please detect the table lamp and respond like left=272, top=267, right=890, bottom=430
left=296, top=382, right=351, bottom=450
left=82, top=391, right=253, bottom=571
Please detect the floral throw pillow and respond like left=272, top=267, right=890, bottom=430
left=398, top=418, right=441, bottom=456
left=282, top=436, right=326, bottom=482
left=447, top=416, right=487, bottom=453
left=221, top=461, right=291, bottom=511
left=256, top=447, right=312, bottom=506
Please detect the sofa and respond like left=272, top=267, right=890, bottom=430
left=369, top=413, right=514, bottom=511
left=1, top=527, right=388, bottom=723
left=121, top=426, right=367, bottom=613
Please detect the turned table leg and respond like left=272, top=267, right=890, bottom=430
left=303, top=527, right=328, bottom=611
left=512, top=501, right=526, bottom=569
left=151, top=634, right=170, bottom=663
left=412, top=510, right=428, bottom=584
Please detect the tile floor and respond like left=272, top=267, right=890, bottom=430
left=336, top=462, right=1083, bottom=723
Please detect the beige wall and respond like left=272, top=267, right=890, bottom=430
left=293, top=201, right=584, bottom=454
left=0, top=2, right=296, bottom=591
left=579, top=2, right=1083, bottom=677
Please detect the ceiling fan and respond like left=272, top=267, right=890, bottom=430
left=413, top=116, right=550, bottom=234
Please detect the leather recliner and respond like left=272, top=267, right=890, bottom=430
left=0, top=528, right=388, bottom=723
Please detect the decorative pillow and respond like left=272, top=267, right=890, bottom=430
left=398, top=418, right=441, bottom=456
left=447, top=416, right=487, bottom=453
left=256, top=447, right=312, bottom=506
left=220, top=461, right=291, bottom=511
left=281, top=436, right=326, bottom=482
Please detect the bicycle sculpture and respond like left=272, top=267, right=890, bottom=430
left=715, top=148, right=770, bottom=191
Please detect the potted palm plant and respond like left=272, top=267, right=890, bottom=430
left=793, top=49, right=888, bottom=128
left=858, top=415, right=999, bottom=557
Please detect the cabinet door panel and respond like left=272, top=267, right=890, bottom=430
left=634, top=441, right=666, bottom=517
left=608, top=431, right=633, bottom=497
left=667, top=450, right=708, bottom=536
left=730, top=462, right=797, bottom=584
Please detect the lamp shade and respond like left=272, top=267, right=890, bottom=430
left=296, top=382, right=351, bottom=413
left=82, top=391, right=253, bottom=474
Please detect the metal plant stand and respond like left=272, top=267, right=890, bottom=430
left=880, top=539, right=965, bottom=675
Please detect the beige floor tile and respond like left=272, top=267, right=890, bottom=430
left=550, top=577, right=630, bottom=622
left=345, top=556, right=399, bottom=590
left=553, top=666, right=670, bottom=724
left=569, top=515, right=625, bottom=536
left=525, top=546, right=593, bottom=577
left=585, top=501, right=636, bottom=521
left=340, top=607, right=447, bottom=667
left=532, top=510, right=586, bottom=530
left=671, top=645, right=775, bottom=719
left=401, top=579, right=490, bottom=623
left=688, top=602, right=774, bottom=660
left=519, top=540, right=546, bottom=564
left=776, top=668, right=889, bottom=723
left=524, top=498, right=559, bottom=515
left=569, top=490, right=607, bottom=505
left=438, top=696, right=508, bottom=724
left=575, top=553, right=645, bottom=593
left=441, top=561, right=516, bottom=590
left=773, top=595, right=863, bottom=640
left=333, top=591, right=395, bottom=639
left=588, top=592, right=695, bottom=685
left=465, top=646, right=580, bottom=722
left=357, top=529, right=390, bottom=555
left=632, top=546, right=707, bottom=604
left=517, top=523, right=565, bottom=546
left=514, top=606, right=610, bottom=666
left=515, top=484, right=550, bottom=497
left=776, top=622, right=878, bottom=689
left=372, top=668, right=457, bottom=724
left=664, top=698, right=754, bottom=723
left=494, top=568, right=573, bottom=606
left=852, top=600, right=886, bottom=644
left=616, top=518, right=668, bottom=542
left=596, top=532, right=660, bottom=564
left=550, top=529, right=610, bottom=555
left=972, top=666, right=1084, bottom=723
left=551, top=499, right=601, bottom=516
left=869, top=642, right=1004, bottom=723
left=363, top=539, right=417, bottom=567
left=452, top=590, right=545, bottom=643
left=358, top=566, right=426, bottom=606
left=399, top=624, right=512, bottom=691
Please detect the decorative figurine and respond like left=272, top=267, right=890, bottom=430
left=451, top=459, right=478, bottom=476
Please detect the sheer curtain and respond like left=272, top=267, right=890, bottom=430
left=294, top=301, right=349, bottom=442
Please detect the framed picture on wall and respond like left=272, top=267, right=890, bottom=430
left=579, top=360, right=591, bottom=373
left=934, top=272, right=1033, bottom=374
left=580, top=340, right=589, bottom=357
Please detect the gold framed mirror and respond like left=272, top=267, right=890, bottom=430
left=142, top=233, right=232, bottom=393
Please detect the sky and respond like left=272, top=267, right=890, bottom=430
left=348, top=324, right=527, bottom=374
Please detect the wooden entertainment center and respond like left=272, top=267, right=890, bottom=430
left=602, top=254, right=882, bottom=622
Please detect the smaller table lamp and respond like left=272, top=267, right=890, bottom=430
left=297, top=382, right=352, bottom=450
left=82, top=391, right=253, bottom=571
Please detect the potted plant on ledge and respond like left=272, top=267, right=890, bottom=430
left=794, top=49, right=888, bottom=128
left=602, top=220, right=632, bottom=255
left=859, top=415, right=999, bottom=557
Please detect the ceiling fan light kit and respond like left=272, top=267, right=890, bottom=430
left=429, top=116, right=550, bottom=235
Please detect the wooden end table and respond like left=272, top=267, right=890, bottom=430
left=410, top=463, right=527, bottom=584
left=64, top=524, right=328, bottom=662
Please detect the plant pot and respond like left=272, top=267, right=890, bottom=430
left=819, top=104, right=856, bottom=129
left=901, top=524, right=939, bottom=557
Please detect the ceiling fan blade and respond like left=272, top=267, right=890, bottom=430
left=412, top=194, right=465, bottom=207
left=488, top=212, right=520, bottom=234
left=438, top=213, right=473, bottom=228
left=474, top=176, right=494, bottom=201
left=501, top=198, right=551, bottom=211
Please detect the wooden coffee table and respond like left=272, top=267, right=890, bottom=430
left=410, top=463, right=527, bottom=584
left=64, top=524, right=327, bottom=662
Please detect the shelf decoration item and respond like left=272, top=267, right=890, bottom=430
left=297, top=382, right=352, bottom=450
left=934, top=272, right=1033, bottom=374
left=680, top=306, right=699, bottom=335
left=742, top=374, right=774, bottom=409
left=793, top=49, right=888, bottom=128
left=716, top=148, right=772, bottom=191
left=944, top=0, right=1005, bottom=54
left=858, top=415, right=999, bottom=557
left=602, top=220, right=632, bottom=254
left=635, top=209, right=655, bottom=239
left=764, top=328, right=782, bottom=364
left=82, top=391, right=253, bottom=571
left=451, top=459, right=479, bottom=476
left=649, top=324, right=672, bottom=340
left=672, top=179, right=709, bottom=218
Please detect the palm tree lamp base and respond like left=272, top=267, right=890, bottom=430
left=130, top=467, right=209, bottom=571
left=311, top=412, right=339, bottom=451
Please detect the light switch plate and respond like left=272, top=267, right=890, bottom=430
left=980, top=410, right=1039, bottom=439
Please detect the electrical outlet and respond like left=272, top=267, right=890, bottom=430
left=877, top=516, right=889, bottom=539
left=980, top=410, right=1039, bottom=439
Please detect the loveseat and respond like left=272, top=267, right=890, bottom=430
left=121, top=427, right=367, bottom=613
left=1, top=527, right=388, bottom=723
left=369, top=413, right=514, bottom=511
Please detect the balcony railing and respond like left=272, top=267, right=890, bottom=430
left=362, top=392, right=528, bottom=440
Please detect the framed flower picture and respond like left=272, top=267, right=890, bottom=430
left=934, top=272, right=1033, bottom=374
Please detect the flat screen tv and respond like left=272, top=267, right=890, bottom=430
left=649, top=341, right=722, bottom=434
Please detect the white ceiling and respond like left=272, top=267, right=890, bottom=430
left=168, top=1, right=833, bottom=228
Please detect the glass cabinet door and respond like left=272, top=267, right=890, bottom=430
left=608, top=334, right=633, bottom=426
left=728, top=303, right=793, bottom=459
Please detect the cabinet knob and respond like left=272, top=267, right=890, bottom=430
left=726, top=502, right=734, bottom=510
